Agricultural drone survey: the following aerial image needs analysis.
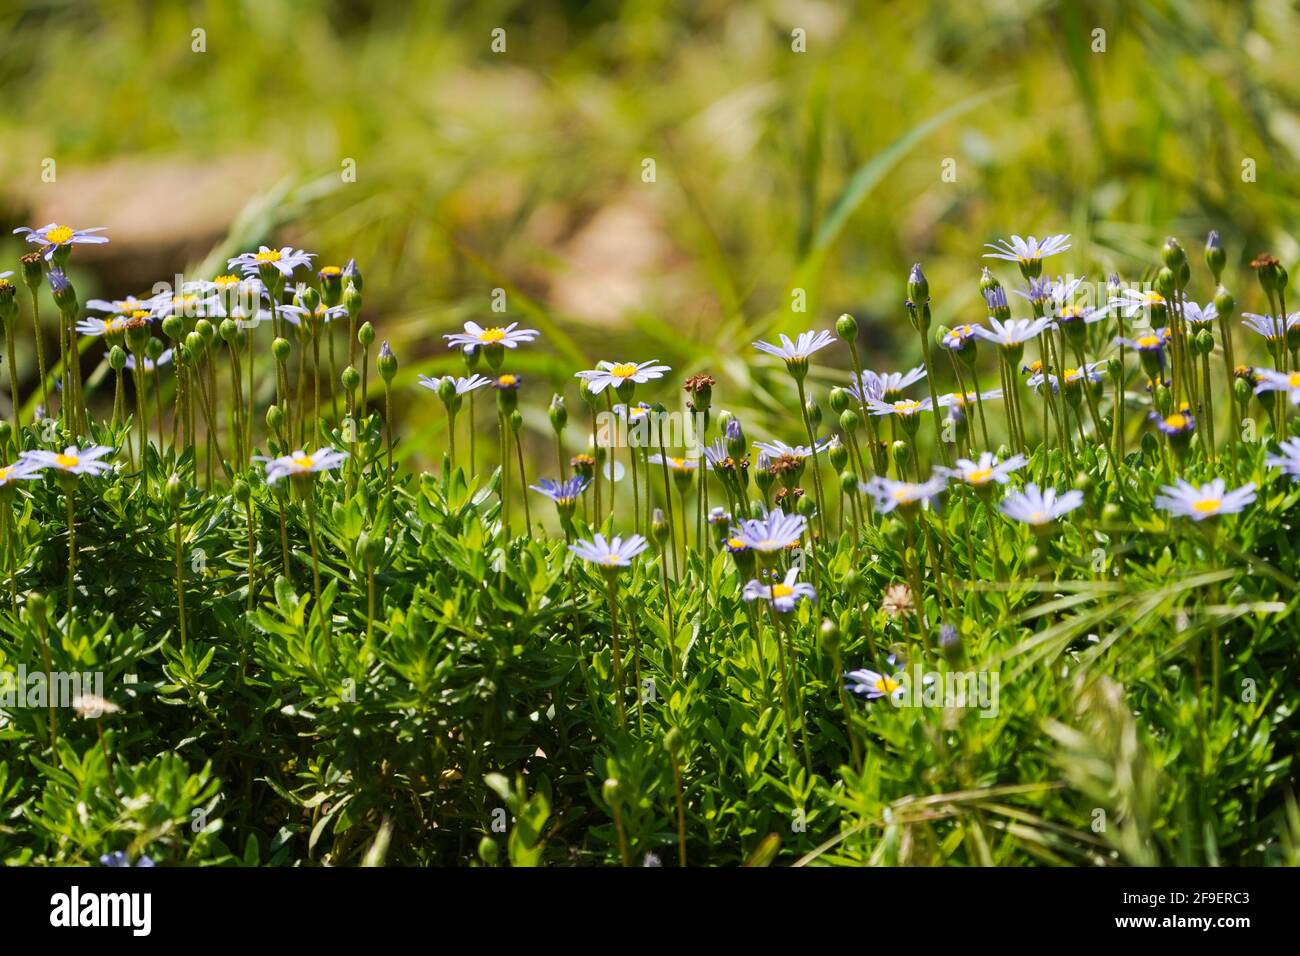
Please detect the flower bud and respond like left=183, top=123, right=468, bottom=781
left=819, top=617, right=841, bottom=652
left=509, top=409, right=523, bottom=434
left=266, top=403, right=285, bottom=434
left=343, top=258, right=363, bottom=293
left=651, top=507, right=670, bottom=545
left=272, top=337, right=291, bottom=363
left=166, top=473, right=185, bottom=507
left=838, top=408, right=860, bottom=433
left=220, top=318, right=240, bottom=344
left=196, top=318, right=216, bottom=348
left=342, top=365, right=360, bottom=392
left=1161, top=236, right=1187, bottom=273
left=827, top=387, right=849, bottom=415
left=892, top=439, right=911, bottom=470
left=835, top=312, right=858, bottom=341
left=377, top=341, right=397, bottom=383
left=1213, top=284, right=1235, bottom=320
left=838, top=469, right=857, bottom=493
left=296, top=284, right=321, bottom=314
left=804, top=399, right=821, bottom=430
left=233, top=478, right=251, bottom=504
left=828, top=440, right=849, bottom=471
left=796, top=492, right=816, bottom=518
left=724, top=417, right=746, bottom=458
left=358, top=321, right=375, bottom=348
left=108, top=345, right=127, bottom=371
left=27, top=590, right=46, bottom=620
left=1194, top=328, right=1214, bottom=357
left=907, top=263, right=929, bottom=303
left=344, top=282, right=363, bottom=316
left=48, top=269, right=77, bottom=313
left=185, top=331, right=205, bottom=359
left=549, top=394, right=567, bottom=433
left=161, top=314, right=185, bottom=341
left=1205, top=230, right=1225, bottom=283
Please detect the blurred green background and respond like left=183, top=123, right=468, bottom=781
left=3, top=0, right=1299, bottom=470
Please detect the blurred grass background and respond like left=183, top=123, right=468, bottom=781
left=3, top=0, right=1300, bottom=469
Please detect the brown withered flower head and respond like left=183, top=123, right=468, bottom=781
left=881, top=582, right=915, bottom=619
left=773, top=486, right=804, bottom=509
left=683, top=373, right=715, bottom=412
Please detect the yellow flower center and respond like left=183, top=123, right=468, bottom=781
left=214, top=274, right=241, bottom=288
left=600, top=554, right=621, bottom=566
left=478, top=327, right=507, bottom=343
left=892, top=488, right=913, bottom=501
left=292, top=456, right=315, bottom=469
left=1136, top=335, right=1160, bottom=349
left=1028, top=510, right=1048, bottom=524
left=771, top=583, right=794, bottom=599
left=610, top=363, right=639, bottom=378
left=1059, top=306, right=1081, bottom=319
left=104, top=318, right=125, bottom=332
left=497, top=374, right=517, bottom=387
left=255, top=249, right=282, bottom=263
left=1165, top=413, right=1188, bottom=430
left=46, top=225, right=74, bottom=244
left=0, top=467, right=13, bottom=481
left=1145, top=292, right=1165, bottom=304
left=1289, top=372, right=1300, bottom=387
left=727, top=537, right=746, bottom=550
left=129, top=310, right=150, bottom=320
left=55, top=454, right=79, bottom=468
left=319, top=266, right=341, bottom=276
left=1193, top=498, right=1222, bottom=515
left=967, top=467, right=994, bottom=484
left=670, top=457, right=690, bottom=469
left=875, top=675, right=901, bottom=694
left=894, top=399, right=920, bottom=414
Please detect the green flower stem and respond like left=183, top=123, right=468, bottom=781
left=64, top=482, right=76, bottom=613
left=668, top=745, right=688, bottom=866
left=4, top=324, right=19, bottom=432
left=174, top=503, right=187, bottom=649
left=514, top=427, right=533, bottom=539
left=794, top=376, right=828, bottom=541
left=28, top=288, right=49, bottom=415
left=656, top=416, right=679, bottom=579
left=305, top=482, right=323, bottom=610
left=658, top=548, right=679, bottom=678
left=35, top=603, right=56, bottom=752
left=447, top=406, right=457, bottom=473
left=760, top=581, right=803, bottom=771
left=604, top=574, right=628, bottom=732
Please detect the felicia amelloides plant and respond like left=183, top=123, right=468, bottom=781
left=5, top=202, right=1300, bottom=869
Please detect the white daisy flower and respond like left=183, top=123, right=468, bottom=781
left=574, top=359, right=671, bottom=393
left=1252, top=369, right=1300, bottom=404
left=1265, top=437, right=1300, bottom=481
left=21, top=445, right=115, bottom=477
left=973, top=317, right=1056, bottom=347
left=998, top=483, right=1084, bottom=527
left=941, top=452, right=1027, bottom=488
left=444, top=321, right=540, bottom=354
left=983, top=233, right=1071, bottom=266
left=257, top=447, right=349, bottom=484
left=1154, top=478, right=1256, bottom=521
left=228, top=246, right=315, bottom=278
left=569, top=533, right=649, bottom=568
left=860, top=474, right=947, bottom=513
left=742, top=567, right=816, bottom=613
